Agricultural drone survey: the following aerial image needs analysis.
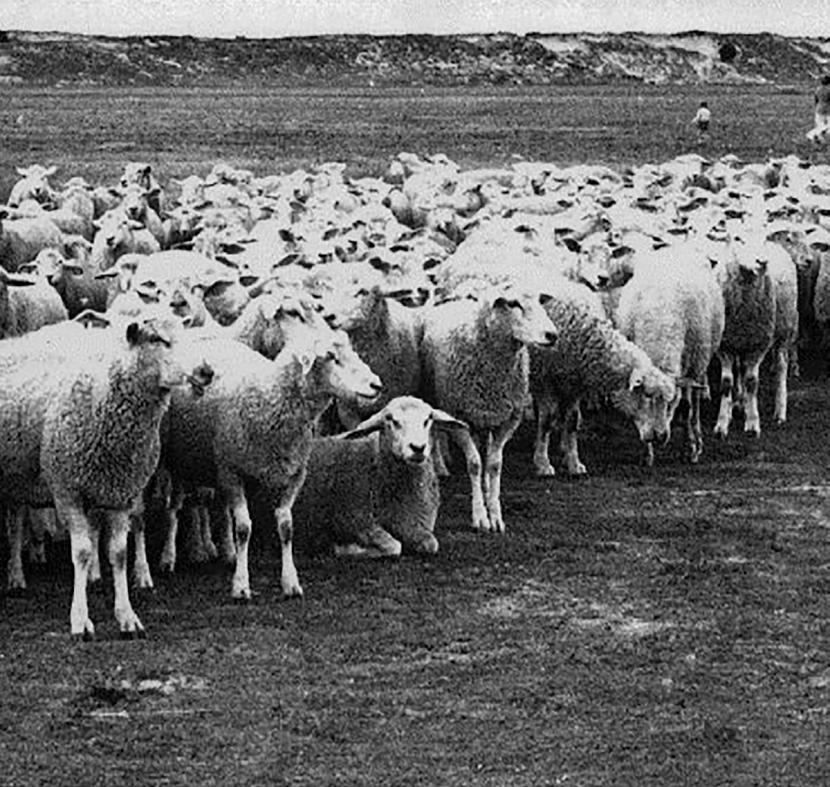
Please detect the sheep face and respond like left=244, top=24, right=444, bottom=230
left=306, top=329, right=382, bottom=402
left=614, top=367, right=676, bottom=447
left=95, top=211, right=139, bottom=250
left=491, top=292, right=558, bottom=348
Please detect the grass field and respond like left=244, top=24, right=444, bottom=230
left=0, top=84, right=829, bottom=787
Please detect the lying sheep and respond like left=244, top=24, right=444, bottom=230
left=529, top=275, right=677, bottom=476
left=7, top=165, right=58, bottom=208
left=420, top=282, right=558, bottom=532
left=0, top=311, right=213, bottom=638
left=163, top=324, right=381, bottom=601
left=616, top=245, right=725, bottom=463
left=293, top=397, right=469, bottom=558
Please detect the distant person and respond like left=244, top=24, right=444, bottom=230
left=807, top=74, right=830, bottom=144
left=691, top=100, right=711, bottom=143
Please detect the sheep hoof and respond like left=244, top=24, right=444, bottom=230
left=533, top=464, right=556, bottom=478
left=157, top=561, right=176, bottom=575
left=713, top=427, right=728, bottom=440
left=744, top=426, right=761, bottom=438
left=6, top=585, right=29, bottom=599
left=282, top=586, right=303, bottom=600
left=567, top=464, right=588, bottom=477
left=119, top=627, right=146, bottom=641
left=72, top=622, right=96, bottom=642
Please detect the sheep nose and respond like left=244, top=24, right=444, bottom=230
left=409, top=443, right=426, bottom=461
left=370, top=379, right=383, bottom=393
left=544, top=330, right=558, bottom=346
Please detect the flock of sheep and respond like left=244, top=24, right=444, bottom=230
left=1, top=149, right=828, bottom=639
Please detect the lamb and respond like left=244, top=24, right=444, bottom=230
left=292, top=396, right=469, bottom=558
left=615, top=245, right=725, bottom=463
left=162, top=323, right=382, bottom=600
left=419, top=282, right=558, bottom=532
left=529, top=275, right=677, bottom=476
left=713, top=236, right=797, bottom=437
left=0, top=207, right=65, bottom=273
left=0, top=311, right=214, bottom=638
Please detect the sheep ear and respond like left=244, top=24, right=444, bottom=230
left=629, top=368, right=645, bottom=392
left=0, top=268, right=36, bottom=286
left=431, top=408, right=470, bottom=432
left=339, top=410, right=387, bottom=439
left=74, top=309, right=110, bottom=329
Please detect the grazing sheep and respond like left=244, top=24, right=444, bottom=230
left=713, top=237, right=795, bottom=437
left=529, top=276, right=677, bottom=476
left=163, top=325, right=382, bottom=600
left=0, top=312, right=214, bottom=638
left=0, top=207, right=64, bottom=273
left=616, top=246, right=725, bottom=463
left=293, top=396, right=469, bottom=557
left=420, top=283, right=558, bottom=532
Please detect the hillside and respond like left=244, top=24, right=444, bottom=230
left=0, top=29, right=829, bottom=87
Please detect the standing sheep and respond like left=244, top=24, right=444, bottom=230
left=293, top=396, right=469, bottom=557
left=615, top=245, right=725, bottom=463
left=163, top=326, right=382, bottom=601
left=0, top=313, right=214, bottom=638
left=713, top=237, right=796, bottom=437
left=420, top=283, right=558, bottom=532
left=529, top=275, right=677, bottom=476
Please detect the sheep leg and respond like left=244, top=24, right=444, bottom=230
left=27, top=507, right=54, bottom=565
left=105, top=510, right=145, bottom=638
left=448, top=427, right=489, bottom=531
left=561, top=401, right=587, bottom=476
left=335, top=524, right=402, bottom=560
left=222, top=479, right=254, bottom=600
left=275, top=474, right=306, bottom=598
left=773, top=345, right=789, bottom=424
left=131, top=513, right=154, bottom=590
left=6, top=505, right=27, bottom=592
left=532, top=396, right=557, bottom=477
left=714, top=352, right=734, bottom=438
left=433, top=431, right=451, bottom=477
left=687, top=387, right=704, bottom=464
left=158, top=487, right=186, bottom=573
left=54, top=500, right=96, bottom=640
left=485, top=412, right=523, bottom=534
left=212, top=501, right=236, bottom=565
left=88, top=522, right=102, bottom=585
left=198, top=493, right=219, bottom=560
left=743, top=358, right=763, bottom=436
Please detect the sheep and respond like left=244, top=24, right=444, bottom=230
left=120, top=183, right=166, bottom=248
left=615, top=245, right=725, bottom=463
left=0, top=311, right=214, bottom=638
left=419, top=282, right=558, bottom=533
left=156, top=289, right=329, bottom=574
left=0, top=266, right=37, bottom=339
left=119, top=161, right=164, bottom=217
left=529, top=275, right=678, bottom=476
left=330, top=281, right=423, bottom=429
left=163, top=324, right=382, bottom=600
left=292, top=397, right=469, bottom=558
left=6, top=252, right=70, bottom=336
left=7, top=165, right=58, bottom=208
left=0, top=207, right=65, bottom=273
left=713, top=236, right=796, bottom=437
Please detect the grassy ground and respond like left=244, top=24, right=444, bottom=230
left=0, top=83, right=827, bottom=197
left=0, top=85, right=829, bottom=786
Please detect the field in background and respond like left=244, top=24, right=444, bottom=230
left=0, top=84, right=825, bottom=197
left=0, top=85, right=829, bottom=787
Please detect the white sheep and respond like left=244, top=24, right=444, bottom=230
left=163, top=324, right=382, bottom=601
left=713, top=236, right=796, bottom=437
left=7, top=251, right=70, bottom=335
left=529, top=275, right=677, bottom=476
left=615, top=244, right=725, bottom=463
left=292, top=396, right=469, bottom=558
left=0, top=312, right=214, bottom=638
left=7, top=165, right=58, bottom=208
left=0, top=207, right=64, bottom=273
left=419, top=282, right=558, bottom=532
